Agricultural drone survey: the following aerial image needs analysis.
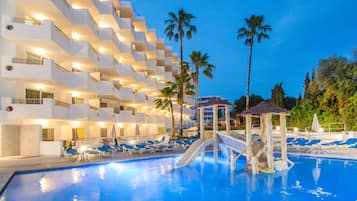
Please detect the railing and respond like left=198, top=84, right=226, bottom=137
left=62, top=0, right=71, bottom=8
left=12, top=98, right=43, bottom=104
left=54, top=62, right=71, bottom=72
left=90, top=105, right=99, bottom=111
left=55, top=100, right=70, bottom=108
left=12, top=57, right=43, bottom=65
left=89, top=44, right=99, bottom=55
left=12, top=17, right=42, bottom=25
left=54, top=25, right=71, bottom=41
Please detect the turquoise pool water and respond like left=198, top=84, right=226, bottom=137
left=1, top=154, right=357, bottom=201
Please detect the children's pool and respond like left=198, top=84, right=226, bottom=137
left=1, top=154, right=356, bottom=201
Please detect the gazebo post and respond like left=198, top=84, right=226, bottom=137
left=265, top=113, right=274, bottom=169
left=280, top=113, right=288, bottom=166
left=213, top=104, right=218, bottom=163
left=200, top=107, right=205, bottom=162
left=225, top=105, right=231, bottom=133
left=245, top=114, right=252, bottom=163
left=200, top=107, right=205, bottom=140
left=260, top=114, right=266, bottom=142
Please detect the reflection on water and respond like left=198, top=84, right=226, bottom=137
left=1, top=154, right=357, bottom=201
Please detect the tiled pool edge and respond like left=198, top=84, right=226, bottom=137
left=0, top=171, right=15, bottom=196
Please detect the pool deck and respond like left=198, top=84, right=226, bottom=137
left=0, top=150, right=185, bottom=195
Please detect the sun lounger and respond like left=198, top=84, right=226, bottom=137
left=64, top=148, right=79, bottom=160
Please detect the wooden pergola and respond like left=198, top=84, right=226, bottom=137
left=241, top=102, right=290, bottom=174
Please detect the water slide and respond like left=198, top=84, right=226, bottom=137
left=176, top=131, right=247, bottom=166
left=176, top=138, right=215, bottom=166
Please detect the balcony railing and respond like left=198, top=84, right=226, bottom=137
left=12, top=57, right=44, bottom=65
left=55, top=100, right=70, bottom=108
left=12, top=17, right=42, bottom=25
left=54, top=25, right=71, bottom=41
left=11, top=98, right=43, bottom=104
left=90, top=105, right=99, bottom=111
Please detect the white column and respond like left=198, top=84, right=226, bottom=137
left=200, top=107, right=204, bottom=140
left=225, top=105, right=231, bottom=133
left=265, top=113, right=274, bottom=169
left=245, top=114, right=252, bottom=163
left=212, top=105, right=218, bottom=163
left=213, top=105, right=218, bottom=133
left=280, top=113, right=288, bottom=166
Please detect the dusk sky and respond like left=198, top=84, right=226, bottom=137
left=131, top=0, right=357, bottom=102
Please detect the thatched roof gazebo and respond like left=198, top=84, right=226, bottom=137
left=240, top=101, right=290, bottom=174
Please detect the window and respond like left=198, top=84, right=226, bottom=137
left=100, top=128, right=107, bottom=138
left=72, top=97, right=84, bottom=104
left=42, top=128, right=55, bottom=141
left=25, top=88, right=54, bottom=104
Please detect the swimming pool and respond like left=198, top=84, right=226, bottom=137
left=1, top=154, right=357, bottom=201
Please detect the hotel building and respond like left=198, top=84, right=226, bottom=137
left=0, top=0, right=194, bottom=157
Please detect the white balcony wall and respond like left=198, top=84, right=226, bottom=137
left=135, top=112, right=145, bottom=123
left=99, top=107, right=115, bottom=121
left=69, top=104, right=98, bottom=120
left=135, top=92, right=146, bottom=103
left=135, top=72, right=145, bottom=83
left=119, top=87, right=134, bottom=101
left=118, top=110, right=134, bottom=122
left=71, top=9, right=99, bottom=36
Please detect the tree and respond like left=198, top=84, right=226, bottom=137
left=237, top=15, right=271, bottom=111
left=234, top=94, right=264, bottom=114
left=271, top=82, right=285, bottom=107
left=304, top=72, right=310, bottom=99
left=165, top=9, right=196, bottom=135
left=190, top=51, right=215, bottom=135
left=171, top=62, right=195, bottom=136
left=154, top=86, right=176, bottom=136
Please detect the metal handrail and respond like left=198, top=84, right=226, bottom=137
left=55, top=100, right=70, bottom=108
left=54, top=25, right=71, bottom=41
left=12, top=98, right=43, bottom=104
left=12, top=17, right=42, bottom=25
left=12, top=57, right=43, bottom=65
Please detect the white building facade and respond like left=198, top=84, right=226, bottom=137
left=0, top=0, right=194, bottom=157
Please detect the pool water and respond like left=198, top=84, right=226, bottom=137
left=1, top=154, right=357, bottom=201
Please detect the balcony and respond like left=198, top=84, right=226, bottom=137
left=98, top=107, right=116, bottom=121
left=118, top=110, right=135, bottom=122
left=71, top=8, right=100, bottom=40
left=135, top=92, right=147, bottom=103
left=69, top=104, right=99, bottom=120
left=98, top=81, right=119, bottom=97
left=118, top=87, right=135, bottom=101
left=2, top=16, right=100, bottom=65
left=135, top=112, right=146, bottom=123
left=0, top=56, right=101, bottom=93
left=0, top=97, right=69, bottom=119
left=134, top=72, right=146, bottom=83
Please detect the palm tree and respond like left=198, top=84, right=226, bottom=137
left=171, top=62, right=195, bottom=136
left=237, top=15, right=271, bottom=110
left=190, top=51, right=215, bottom=135
left=165, top=9, right=196, bottom=135
left=155, top=86, right=176, bottom=136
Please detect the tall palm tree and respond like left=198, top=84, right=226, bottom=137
left=165, top=9, right=196, bottom=135
left=190, top=51, right=215, bottom=135
left=171, top=62, right=195, bottom=136
left=154, top=86, right=176, bottom=136
left=237, top=15, right=271, bottom=111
